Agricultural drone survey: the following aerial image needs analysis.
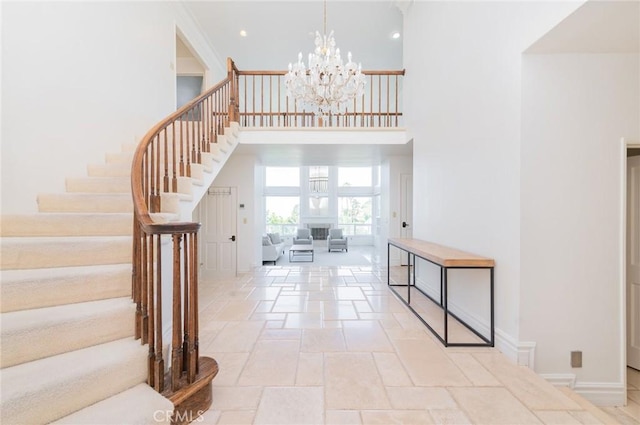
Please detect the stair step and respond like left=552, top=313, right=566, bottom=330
left=0, top=236, right=131, bottom=270
left=66, top=176, right=131, bottom=193
left=210, top=142, right=226, bottom=154
left=201, top=151, right=222, bottom=169
left=1, top=213, right=132, bottom=237
left=159, top=192, right=192, bottom=214
left=121, top=142, right=139, bottom=153
left=38, top=193, right=133, bottom=213
left=87, top=163, right=131, bottom=177
left=230, top=121, right=240, bottom=136
left=224, top=126, right=237, bottom=145
left=1, top=264, right=131, bottom=312
left=105, top=151, right=134, bottom=165
left=1, top=297, right=134, bottom=368
left=0, top=337, right=148, bottom=424
left=190, top=163, right=205, bottom=183
left=216, top=136, right=230, bottom=152
left=53, top=383, right=173, bottom=425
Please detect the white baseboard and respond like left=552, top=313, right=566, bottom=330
left=400, top=278, right=626, bottom=407
left=572, top=381, right=626, bottom=407
left=540, top=373, right=576, bottom=388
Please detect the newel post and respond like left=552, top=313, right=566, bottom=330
left=227, top=57, right=239, bottom=123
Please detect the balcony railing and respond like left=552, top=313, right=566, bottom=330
left=236, top=70, right=405, bottom=128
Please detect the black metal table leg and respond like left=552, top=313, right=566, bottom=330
left=443, top=267, right=448, bottom=346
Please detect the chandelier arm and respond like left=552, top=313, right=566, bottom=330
left=323, top=0, right=327, bottom=37
left=284, top=0, right=366, bottom=117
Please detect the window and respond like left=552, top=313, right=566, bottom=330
left=266, top=167, right=299, bottom=187
left=265, top=196, right=299, bottom=236
left=338, top=167, right=372, bottom=187
left=338, top=196, right=372, bottom=235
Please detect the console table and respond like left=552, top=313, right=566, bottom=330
left=387, top=238, right=495, bottom=347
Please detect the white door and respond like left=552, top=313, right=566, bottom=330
left=400, top=174, right=413, bottom=266
left=628, top=156, right=640, bottom=370
left=202, top=187, right=237, bottom=279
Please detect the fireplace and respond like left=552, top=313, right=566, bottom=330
left=307, top=224, right=331, bottom=240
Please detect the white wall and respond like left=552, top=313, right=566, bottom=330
left=521, top=53, right=639, bottom=399
left=403, top=1, right=581, bottom=353
left=1, top=1, right=223, bottom=213
left=211, top=154, right=258, bottom=273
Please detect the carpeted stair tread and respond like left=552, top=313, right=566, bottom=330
left=65, top=176, right=131, bottom=194
left=0, top=337, right=148, bottom=425
left=1, top=297, right=135, bottom=368
left=1, top=264, right=131, bottom=312
left=1, top=213, right=132, bottom=236
left=53, top=383, right=173, bottom=425
left=38, top=193, right=133, bottom=213
left=105, top=151, right=134, bottom=165
left=1, top=236, right=132, bottom=270
left=87, top=162, right=131, bottom=177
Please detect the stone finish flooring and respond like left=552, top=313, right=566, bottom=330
left=196, top=263, right=639, bottom=424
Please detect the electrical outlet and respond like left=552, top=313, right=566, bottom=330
left=571, top=351, right=582, bottom=368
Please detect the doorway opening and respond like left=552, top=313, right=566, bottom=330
left=624, top=141, right=640, bottom=411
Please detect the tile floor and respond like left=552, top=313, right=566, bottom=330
left=196, top=252, right=639, bottom=424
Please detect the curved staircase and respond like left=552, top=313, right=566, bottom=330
left=0, top=125, right=238, bottom=423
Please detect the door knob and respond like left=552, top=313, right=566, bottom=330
left=402, top=221, right=409, bottom=228
left=229, top=235, right=236, bottom=241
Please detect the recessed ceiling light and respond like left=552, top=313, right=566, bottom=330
left=391, top=31, right=401, bottom=40
left=240, top=30, right=247, bottom=37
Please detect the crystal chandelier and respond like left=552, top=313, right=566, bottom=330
left=285, top=0, right=366, bottom=117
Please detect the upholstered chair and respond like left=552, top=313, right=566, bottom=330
left=293, top=228, right=313, bottom=245
left=327, top=228, right=348, bottom=252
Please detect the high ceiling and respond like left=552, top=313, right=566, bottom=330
left=183, top=1, right=404, bottom=71
left=181, top=1, right=408, bottom=166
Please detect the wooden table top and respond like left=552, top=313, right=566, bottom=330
left=388, top=238, right=495, bottom=268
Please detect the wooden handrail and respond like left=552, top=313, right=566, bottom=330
left=130, top=59, right=239, bottom=421
left=130, top=57, right=404, bottom=421
left=235, top=68, right=405, bottom=128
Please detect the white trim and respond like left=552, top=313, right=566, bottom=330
left=573, top=381, right=626, bottom=407
left=239, top=128, right=409, bottom=145
left=516, top=341, right=536, bottom=368
left=621, top=137, right=628, bottom=405
left=621, top=138, right=640, bottom=404
left=540, top=373, right=576, bottom=388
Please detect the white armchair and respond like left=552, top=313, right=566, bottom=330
left=327, top=228, right=348, bottom=252
left=293, top=228, right=313, bottom=245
